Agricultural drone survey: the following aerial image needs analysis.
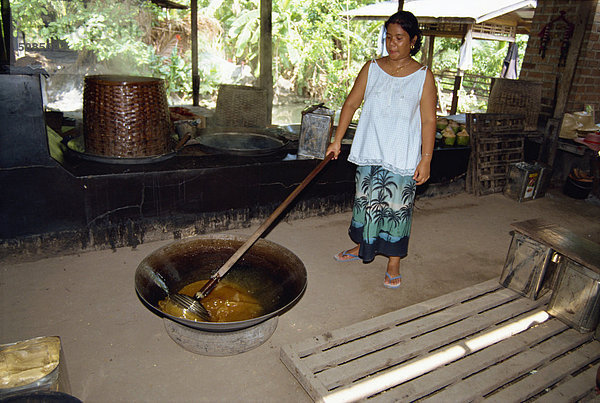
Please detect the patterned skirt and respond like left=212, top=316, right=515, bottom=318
left=349, top=165, right=416, bottom=262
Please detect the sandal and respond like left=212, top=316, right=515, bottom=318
left=333, top=249, right=360, bottom=262
left=384, top=272, right=402, bottom=289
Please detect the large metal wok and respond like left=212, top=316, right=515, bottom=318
left=189, top=127, right=289, bottom=156
left=134, top=235, right=307, bottom=332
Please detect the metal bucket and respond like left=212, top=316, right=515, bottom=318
left=134, top=235, right=307, bottom=332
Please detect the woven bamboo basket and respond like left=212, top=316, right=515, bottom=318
left=487, top=78, right=542, bottom=132
left=214, top=84, right=268, bottom=128
left=83, top=75, right=173, bottom=158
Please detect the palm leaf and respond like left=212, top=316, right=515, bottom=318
left=354, top=195, right=368, bottom=211
left=399, top=204, right=412, bottom=222
left=360, top=170, right=373, bottom=194
left=384, top=207, right=403, bottom=228
left=366, top=191, right=388, bottom=225
left=402, top=181, right=416, bottom=205
left=373, top=169, right=397, bottom=199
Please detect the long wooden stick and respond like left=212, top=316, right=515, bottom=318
left=195, top=152, right=334, bottom=299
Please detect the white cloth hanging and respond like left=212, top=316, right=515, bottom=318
left=458, top=26, right=473, bottom=71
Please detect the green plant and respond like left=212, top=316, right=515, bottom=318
left=10, top=0, right=530, bottom=114
left=432, top=35, right=529, bottom=79
left=457, top=89, right=487, bottom=113
left=151, top=46, right=192, bottom=96
left=48, top=1, right=156, bottom=64
left=11, top=0, right=68, bottom=42
left=271, top=0, right=379, bottom=109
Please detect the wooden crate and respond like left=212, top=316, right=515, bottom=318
left=468, top=113, right=525, bottom=136
left=475, top=137, right=525, bottom=194
left=280, top=279, right=600, bottom=402
left=466, top=114, right=525, bottom=196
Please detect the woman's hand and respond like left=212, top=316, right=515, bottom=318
left=326, top=141, right=342, bottom=160
left=413, top=158, right=431, bottom=185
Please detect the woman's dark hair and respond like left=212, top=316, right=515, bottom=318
left=384, top=10, right=422, bottom=56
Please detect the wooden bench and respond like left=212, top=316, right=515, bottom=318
left=506, top=219, right=600, bottom=333
left=280, top=279, right=600, bottom=402
left=509, top=218, right=600, bottom=276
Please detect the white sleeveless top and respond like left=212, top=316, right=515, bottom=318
left=348, top=60, right=427, bottom=175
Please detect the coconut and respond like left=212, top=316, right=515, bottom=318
left=436, top=117, right=449, bottom=131
left=449, top=121, right=460, bottom=134
left=456, top=129, right=470, bottom=146
left=442, top=127, right=456, bottom=146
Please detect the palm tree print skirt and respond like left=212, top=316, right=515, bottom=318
left=349, top=165, right=416, bottom=262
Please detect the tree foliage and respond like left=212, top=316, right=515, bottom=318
left=11, top=0, right=527, bottom=110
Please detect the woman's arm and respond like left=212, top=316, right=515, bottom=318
left=413, top=69, right=437, bottom=185
left=326, top=61, right=370, bottom=159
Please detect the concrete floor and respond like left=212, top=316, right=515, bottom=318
left=2, top=190, right=600, bottom=402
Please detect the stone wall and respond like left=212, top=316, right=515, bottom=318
left=520, top=0, right=600, bottom=123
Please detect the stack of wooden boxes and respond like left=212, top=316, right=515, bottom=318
left=466, top=113, right=526, bottom=196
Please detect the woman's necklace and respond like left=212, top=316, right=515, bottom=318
left=388, top=57, right=412, bottom=75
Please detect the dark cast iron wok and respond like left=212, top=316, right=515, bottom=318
left=134, top=235, right=307, bottom=332
left=190, top=127, right=289, bottom=156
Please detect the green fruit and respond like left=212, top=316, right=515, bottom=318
left=443, top=134, right=456, bottom=146
left=456, top=135, right=469, bottom=146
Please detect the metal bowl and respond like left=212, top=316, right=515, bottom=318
left=190, top=128, right=288, bottom=156
left=134, top=235, right=307, bottom=332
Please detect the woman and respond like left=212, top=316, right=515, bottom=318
left=326, top=10, right=437, bottom=289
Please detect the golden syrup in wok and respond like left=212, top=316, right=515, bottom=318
left=159, top=280, right=263, bottom=322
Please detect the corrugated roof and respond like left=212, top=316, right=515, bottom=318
left=341, top=0, right=536, bottom=24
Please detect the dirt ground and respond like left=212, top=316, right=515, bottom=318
left=1, top=190, right=599, bottom=402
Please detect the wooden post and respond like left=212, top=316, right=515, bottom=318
left=191, top=0, right=199, bottom=106
left=553, top=2, right=593, bottom=119
left=259, top=0, right=273, bottom=126
left=427, top=35, right=435, bottom=70
left=398, top=0, right=404, bottom=11
left=1, top=0, right=14, bottom=66
left=539, top=1, right=594, bottom=166
left=450, top=70, right=463, bottom=115
left=420, top=37, right=428, bottom=65
left=537, top=118, right=561, bottom=166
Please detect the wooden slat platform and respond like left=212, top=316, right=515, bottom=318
left=280, top=279, right=600, bottom=402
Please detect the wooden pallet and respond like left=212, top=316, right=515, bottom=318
left=280, top=279, right=600, bottom=402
